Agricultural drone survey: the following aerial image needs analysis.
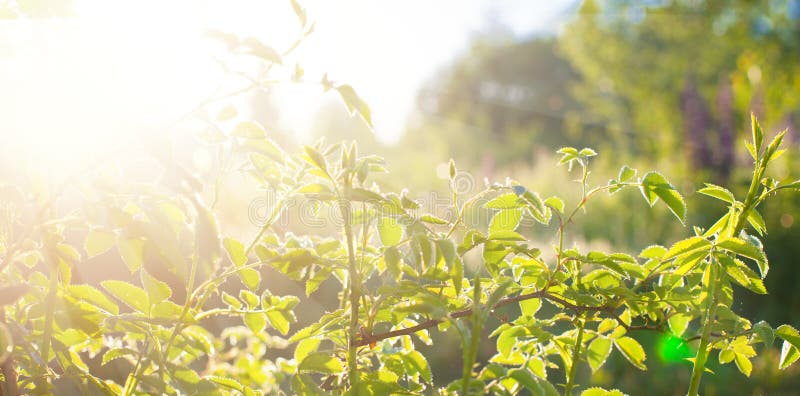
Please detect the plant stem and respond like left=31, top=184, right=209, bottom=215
left=564, top=317, right=585, bottom=396
left=340, top=186, right=360, bottom=391
left=686, top=259, right=719, bottom=396
left=122, top=340, right=148, bottom=396
left=687, top=152, right=765, bottom=396
left=565, top=248, right=586, bottom=396
left=38, top=262, right=58, bottom=389
left=461, top=277, right=482, bottom=396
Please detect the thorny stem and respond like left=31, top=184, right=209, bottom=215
left=686, top=259, right=720, bottom=396
left=687, top=146, right=767, bottom=396
left=122, top=340, right=149, bottom=396
left=340, top=179, right=361, bottom=391
left=564, top=316, right=586, bottom=396
left=38, top=244, right=59, bottom=391
left=461, top=277, right=482, bottom=396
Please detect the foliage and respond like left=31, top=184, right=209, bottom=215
left=1, top=1, right=800, bottom=395
left=2, top=83, right=800, bottom=396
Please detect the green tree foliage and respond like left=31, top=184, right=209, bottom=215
left=561, top=0, right=800, bottom=179
left=413, top=36, right=589, bottom=175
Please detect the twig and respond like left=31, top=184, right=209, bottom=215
left=356, top=290, right=665, bottom=347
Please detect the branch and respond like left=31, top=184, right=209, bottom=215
left=356, top=290, right=664, bottom=347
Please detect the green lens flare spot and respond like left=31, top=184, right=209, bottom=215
left=657, top=334, right=693, bottom=364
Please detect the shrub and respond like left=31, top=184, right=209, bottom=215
left=0, top=110, right=798, bottom=395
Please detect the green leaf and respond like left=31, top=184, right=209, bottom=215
left=302, top=146, right=328, bottom=174
left=140, top=270, right=172, bottom=304
left=747, top=209, right=767, bottom=236
left=722, top=256, right=766, bottom=294
left=663, top=237, right=711, bottom=260
left=451, top=256, right=464, bottom=295
left=101, top=347, right=137, bottom=365
left=231, top=121, right=266, bottom=139
left=544, top=196, right=564, bottom=213
left=487, top=230, right=526, bottom=241
left=336, top=84, right=372, bottom=128
left=348, top=187, right=385, bottom=203
left=420, top=214, right=448, bottom=225
left=735, top=353, right=752, bottom=377
left=640, top=171, right=686, bottom=223
left=244, top=312, right=267, bottom=333
left=173, top=368, right=201, bottom=385
left=557, top=147, right=579, bottom=169
left=668, top=313, right=691, bottom=337
left=581, top=388, right=626, bottom=396
left=752, top=321, right=774, bottom=346
left=434, top=238, right=462, bottom=294
left=151, top=300, right=184, bottom=319
left=776, top=325, right=800, bottom=351
left=84, top=229, right=115, bottom=258
left=489, top=209, right=523, bottom=233
left=223, top=238, right=247, bottom=267
left=716, top=237, right=768, bottom=277
left=298, top=352, right=344, bottom=374
left=384, top=247, right=402, bottom=280
left=497, top=326, right=525, bottom=357
left=639, top=245, right=667, bottom=259
left=764, top=129, right=787, bottom=163
left=294, top=338, right=320, bottom=363
left=719, top=349, right=735, bottom=364
left=697, top=184, right=735, bottom=204
left=587, top=336, right=613, bottom=372
left=508, top=368, right=559, bottom=395
left=485, top=193, right=522, bottom=209
left=751, top=113, right=764, bottom=154
left=221, top=291, right=242, bottom=310
left=205, top=376, right=244, bottom=392
left=69, top=285, right=119, bottom=315
left=266, top=310, right=292, bottom=335
left=403, top=350, right=432, bottom=383
left=614, top=336, right=646, bottom=370
left=618, top=165, right=636, bottom=182
left=101, top=280, right=149, bottom=313
left=377, top=217, right=402, bottom=246
left=519, top=297, right=541, bottom=317
left=240, top=290, right=260, bottom=308
left=239, top=268, right=261, bottom=291
left=779, top=341, right=799, bottom=370
left=117, top=238, right=144, bottom=273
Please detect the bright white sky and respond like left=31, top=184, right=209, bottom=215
left=0, top=0, right=571, bottom=174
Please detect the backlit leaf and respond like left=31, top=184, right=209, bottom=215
left=101, top=280, right=148, bottom=313
left=84, top=229, right=115, bottom=258
left=588, top=336, right=613, bottom=372
left=298, top=352, right=343, bottom=374
left=614, top=336, right=646, bottom=370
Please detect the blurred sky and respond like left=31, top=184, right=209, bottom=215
left=0, top=0, right=573, bottom=175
